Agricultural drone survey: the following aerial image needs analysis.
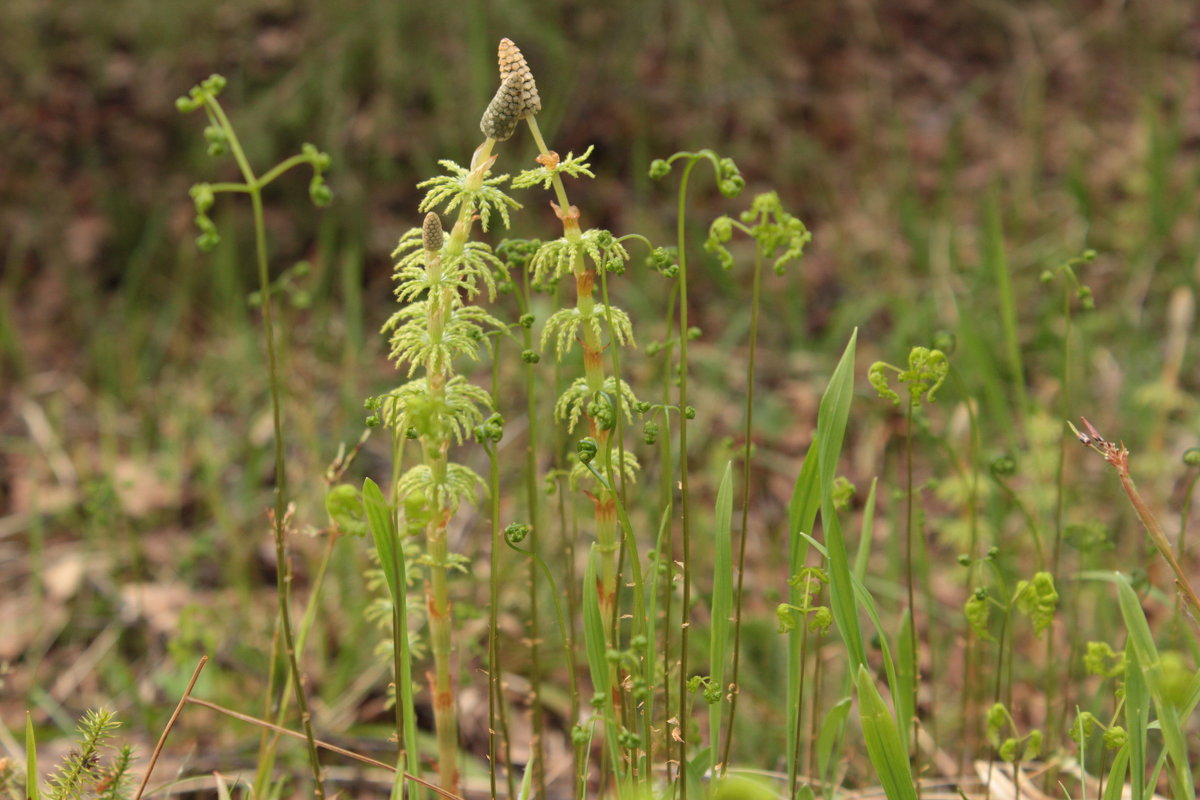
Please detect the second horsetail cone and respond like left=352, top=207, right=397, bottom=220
left=497, top=38, right=541, bottom=117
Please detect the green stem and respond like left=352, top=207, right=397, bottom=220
left=904, top=402, right=920, bottom=797
left=720, top=240, right=764, bottom=773
left=1114, top=464, right=1200, bottom=616
left=386, top=433, right=421, bottom=800
left=207, top=94, right=326, bottom=800
left=789, top=616, right=810, bottom=800
left=674, top=157, right=698, bottom=800
left=517, top=273, right=547, bottom=799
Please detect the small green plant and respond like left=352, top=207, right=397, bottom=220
left=24, top=710, right=135, bottom=800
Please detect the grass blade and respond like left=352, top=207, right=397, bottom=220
left=25, top=711, right=39, bottom=800
left=709, top=461, right=734, bottom=766
left=1101, top=742, right=1130, bottom=800
left=853, top=478, right=877, bottom=582
left=786, top=330, right=858, bottom=781
left=363, top=478, right=400, bottom=602
left=854, top=664, right=918, bottom=800
left=787, top=440, right=821, bottom=781
left=816, top=332, right=865, bottom=671
left=362, top=478, right=421, bottom=799
left=1114, top=576, right=1194, bottom=800
left=816, top=695, right=852, bottom=787
left=1123, top=634, right=1149, bottom=800
left=982, top=188, right=1027, bottom=419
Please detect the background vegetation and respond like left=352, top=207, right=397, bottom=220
left=3, top=1, right=1199, bottom=797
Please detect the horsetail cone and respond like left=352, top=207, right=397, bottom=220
left=422, top=211, right=443, bottom=253
left=480, top=73, right=525, bottom=142
left=498, top=38, right=541, bottom=116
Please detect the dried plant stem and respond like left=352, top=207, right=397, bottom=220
left=184, top=697, right=464, bottom=800
left=1115, top=465, right=1200, bottom=616
left=1070, top=419, right=1200, bottom=618
left=134, top=656, right=208, bottom=800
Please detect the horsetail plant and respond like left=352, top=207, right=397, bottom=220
left=513, top=135, right=640, bottom=632
left=374, top=60, right=528, bottom=790
left=177, top=74, right=331, bottom=800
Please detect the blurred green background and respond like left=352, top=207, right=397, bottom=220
left=3, top=0, right=1199, bottom=789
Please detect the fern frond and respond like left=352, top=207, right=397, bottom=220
left=579, top=228, right=630, bottom=273
left=512, top=145, right=597, bottom=190
left=554, top=378, right=591, bottom=433
left=396, top=463, right=486, bottom=511
left=569, top=448, right=640, bottom=490
left=553, top=376, right=641, bottom=434
left=417, top=161, right=520, bottom=233
left=541, top=308, right=583, bottom=360
left=530, top=238, right=578, bottom=285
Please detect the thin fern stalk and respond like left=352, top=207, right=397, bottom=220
left=488, top=349, right=517, bottom=800
left=543, top=275, right=584, bottom=800
left=806, top=630, right=824, bottom=782
left=720, top=237, right=764, bottom=773
left=201, top=92, right=326, bottom=800
left=673, top=156, right=698, bottom=800
left=258, top=530, right=340, bottom=780
left=487, top=441, right=507, bottom=800
left=984, top=606, right=1012, bottom=800
left=789, top=619, right=811, bottom=800
left=1044, top=281, right=1074, bottom=763
left=656, top=330, right=677, bottom=787
left=904, top=402, right=921, bottom=796
left=650, top=150, right=744, bottom=796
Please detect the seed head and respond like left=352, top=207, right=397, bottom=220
left=422, top=212, right=443, bottom=252
left=498, top=38, right=541, bottom=116
left=480, top=73, right=525, bottom=142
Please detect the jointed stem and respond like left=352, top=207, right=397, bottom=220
left=517, top=272, right=548, bottom=799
